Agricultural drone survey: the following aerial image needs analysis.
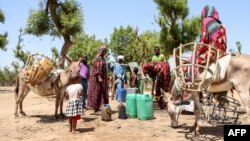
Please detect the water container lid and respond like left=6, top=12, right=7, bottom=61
left=126, top=93, right=137, bottom=99
left=136, top=94, right=153, bottom=101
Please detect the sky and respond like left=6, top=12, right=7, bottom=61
left=0, top=0, right=250, bottom=69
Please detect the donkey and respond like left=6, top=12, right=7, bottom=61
left=14, top=57, right=81, bottom=119
left=168, top=54, right=250, bottom=134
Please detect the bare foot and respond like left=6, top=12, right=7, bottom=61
left=71, top=130, right=79, bottom=134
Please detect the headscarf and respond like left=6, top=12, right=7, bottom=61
left=201, top=5, right=219, bottom=20
left=96, top=45, right=107, bottom=58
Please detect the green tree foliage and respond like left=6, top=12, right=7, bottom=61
left=109, top=26, right=160, bottom=63
left=139, top=30, right=160, bottom=62
left=25, top=0, right=84, bottom=68
left=236, top=41, right=242, bottom=54
left=154, top=0, right=200, bottom=58
left=0, top=66, right=16, bottom=86
left=51, top=46, right=59, bottom=62
left=0, top=9, right=8, bottom=51
left=109, top=26, right=140, bottom=63
left=11, top=61, right=21, bottom=76
left=13, top=29, right=29, bottom=67
left=68, top=34, right=104, bottom=64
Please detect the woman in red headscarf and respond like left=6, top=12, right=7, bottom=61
left=87, top=45, right=109, bottom=114
left=142, top=62, right=171, bottom=109
left=197, top=5, right=227, bottom=64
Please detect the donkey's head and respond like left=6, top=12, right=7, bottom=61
left=60, top=56, right=81, bottom=86
left=167, top=82, right=182, bottom=128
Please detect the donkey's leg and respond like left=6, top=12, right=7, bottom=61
left=59, top=91, right=66, bottom=118
left=236, top=85, right=250, bottom=123
left=191, top=91, right=202, bottom=135
left=19, top=88, right=30, bottom=116
left=55, top=92, right=60, bottom=119
left=14, top=82, right=28, bottom=117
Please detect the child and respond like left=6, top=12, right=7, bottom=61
left=65, top=83, right=84, bottom=133
left=130, top=67, right=141, bottom=93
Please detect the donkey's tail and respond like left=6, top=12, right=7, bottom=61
left=15, top=75, right=19, bottom=98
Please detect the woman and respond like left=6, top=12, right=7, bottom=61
left=197, top=5, right=227, bottom=64
left=142, top=62, right=171, bottom=109
left=87, top=45, right=109, bottom=114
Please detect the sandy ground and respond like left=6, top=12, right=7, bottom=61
left=0, top=86, right=248, bottom=141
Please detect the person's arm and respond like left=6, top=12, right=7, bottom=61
left=162, top=54, right=166, bottom=62
left=77, top=89, right=83, bottom=96
left=64, top=92, right=69, bottom=100
left=198, top=20, right=207, bottom=54
left=123, top=66, right=127, bottom=85
left=151, top=78, right=155, bottom=96
left=151, top=56, right=155, bottom=62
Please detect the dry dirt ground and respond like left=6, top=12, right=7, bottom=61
left=0, top=86, right=248, bottom=141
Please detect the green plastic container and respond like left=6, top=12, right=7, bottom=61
left=126, top=93, right=137, bottom=118
left=138, top=79, right=144, bottom=94
left=136, top=94, right=154, bottom=120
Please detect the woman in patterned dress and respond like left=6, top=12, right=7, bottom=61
left=87, top=45, right=109, bottom=114
left=197, top=5, right=227, bottom=64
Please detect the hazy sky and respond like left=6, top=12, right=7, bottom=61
left=0, top=0, right=250, bottom=68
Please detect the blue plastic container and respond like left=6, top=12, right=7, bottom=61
left=116, top=88, right=127, bottom=102
left=136, top=94, right=154, bottom=120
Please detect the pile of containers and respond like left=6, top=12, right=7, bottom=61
left=125, top=88, right=154, bottom=120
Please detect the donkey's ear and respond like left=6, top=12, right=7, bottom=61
left=64, top=55, right=73, bottom=64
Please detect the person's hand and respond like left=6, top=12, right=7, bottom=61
left=151, top=91, right=154, bottom=96
left=98, top=78, right=103, bottom=83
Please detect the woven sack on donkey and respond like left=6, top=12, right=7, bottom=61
left=118, top=103, right=127, bottom=119
left=100, top=104, right=112, bottom=121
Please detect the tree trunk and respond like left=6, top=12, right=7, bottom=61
left=59, top=36, right=72, bottom=68
left=48, top=0, right=73, bottom=69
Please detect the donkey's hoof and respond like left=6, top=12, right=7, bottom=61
left=59, top=113, right=66, bottom=118
left=14, top=113, right=19, bottom=118
left=20, top=111, right=27, bottom=116
left=55, top=115, right=60, bottom=120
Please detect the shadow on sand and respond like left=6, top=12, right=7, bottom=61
left=77, top=127, right=95, bottom=133
left=30, top=115, right=67, bottom=123
left=177, top=124, right=223, bottom=141
left=82, top=117, right=97, bottom=122
left=0, top=90, right=13, bottom=94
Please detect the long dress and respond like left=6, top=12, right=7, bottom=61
left=87, top=56, right=109, bottom=111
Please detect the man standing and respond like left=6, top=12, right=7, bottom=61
left=150, top=46, right=168, bottom=109
left=79, top=54, right=89, bottom=109
left=151, top=46, right=166, bottom=63
left=109, top=55, right=127, bottom=100
left=151, top=46, right=166, bottom=97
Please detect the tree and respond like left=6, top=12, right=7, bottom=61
left=138, top=30, right=160, bottom=62
left=68, top=34, right=104, bottom=64
left=25, top=0, right=84, bottom=68
left=0, top=66, right=16, bottom=86
left=109, top=26, right=140, bottom=63
left=154, top=0, right=200, bottom=58
left=109, top=26, right=160, bottom=63
left=51, top=46, right=59, bottom=63
left=236, top=41, right=242, bottom=54
left=13, top=29, right=30, bottom=67
left=0, top=8, right=8, bottom=51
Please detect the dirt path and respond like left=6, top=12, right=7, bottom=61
left=0, top=86, right=247, bottom=141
